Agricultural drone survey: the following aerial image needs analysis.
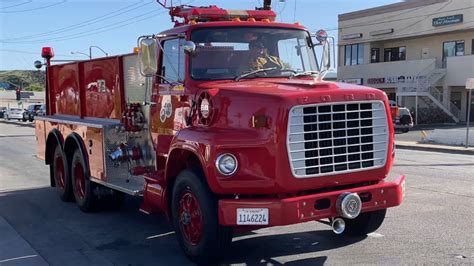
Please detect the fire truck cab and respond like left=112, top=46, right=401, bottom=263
left=35, top=2, right=405, bottom=263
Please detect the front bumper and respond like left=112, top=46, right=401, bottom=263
left=218, top=174, right=405, bottom=226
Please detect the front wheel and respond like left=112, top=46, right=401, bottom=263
left=71, top=149, right=97, bottom=212
left=171, top=169, right=232, bottom=264
left=344, top=209, right=387, bottom=236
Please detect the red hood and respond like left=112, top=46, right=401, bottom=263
left=195, top=78, right=386, bottom=102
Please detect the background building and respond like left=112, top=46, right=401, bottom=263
left=337, top=0, right=474, bottom=124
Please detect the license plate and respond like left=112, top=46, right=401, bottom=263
left=236, top=208, right=269, bottom=225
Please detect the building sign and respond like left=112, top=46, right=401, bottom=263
left=432, top=14, right=463, bottom=27
left=368, top=75, right=426, bottom=85
left=340, top=78, right=363, bottom=85
left=342, top=33, right=362, bottom=40
left=367, top=78, right=385, bottom=85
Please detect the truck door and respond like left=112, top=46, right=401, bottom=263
left=151, top=37, right=187, bottom=168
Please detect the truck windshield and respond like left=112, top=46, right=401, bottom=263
left=190, top=27, right=319, bottom=80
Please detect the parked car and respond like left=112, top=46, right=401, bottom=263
left=22, top=104, right=42, bottom=122
left=36, top=104, right=46, bottom=116
left=394, top=107, right=414, bottom=133
left=4, top=108, right=25, bottom=121
left=0, top=107, right=6, bottom=118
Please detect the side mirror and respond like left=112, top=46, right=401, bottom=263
left=183, top=41, right=196, bottom=55
left=315, top=29, right=328, bottom=44
left=34, top=60, right=43, bottom=69
left=139, top=38, right=158, bottom=77
left=321, top=40, right=331, bottom=71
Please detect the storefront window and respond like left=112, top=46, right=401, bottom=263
left=383, top=46, right=406, bottom=62
left=344, top=43, right=364, bottom=66
left=371, top=48, right=380, bottom=63
left=443, top=40, right=464, bottom=67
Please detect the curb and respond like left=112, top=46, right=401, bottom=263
left=0, top=120, right=35, bottom=128
left=395, top=143, right=474, bottom=155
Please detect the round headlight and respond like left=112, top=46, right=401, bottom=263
left=215, top=153, right=238, bottom=176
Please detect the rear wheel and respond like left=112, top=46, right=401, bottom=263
left=171, top=169, right=232, bottom=264
left=344, top=209, right=387, bottom=236
left=71, top=149, right=97, bottom=212
left=52, top=145, right=73, bottom=201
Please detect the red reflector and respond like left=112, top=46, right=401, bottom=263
left=41, top=47, right=54, bottom=59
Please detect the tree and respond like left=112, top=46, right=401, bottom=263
left=24, top=83, right=44, bottom=91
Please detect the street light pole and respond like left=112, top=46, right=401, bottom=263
left=89, top=45, right=108, bottom=59
left=71, top=51, right=91, bottom=59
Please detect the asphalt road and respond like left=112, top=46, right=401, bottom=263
left=0, top=121, right=473, bottom=265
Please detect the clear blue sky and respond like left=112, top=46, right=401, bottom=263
left=0, top=0, right=400, bottom=70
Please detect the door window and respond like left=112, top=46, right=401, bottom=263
left=371, top=48, right=380, bottom=63
left=383, top=46, right=406, bottom=62
left=161, top=38, right=185, bottom=83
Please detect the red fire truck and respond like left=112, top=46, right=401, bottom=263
left=34, top=1, right=405, bottom=263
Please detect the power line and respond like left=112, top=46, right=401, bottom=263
left=1, top=1, right=151, bottom=41
left=0, top=0, right=32, bottom=10
left=396, top=0, right=452, bottom=35
left=325, top=4, right=428, bottom=32
left=325, top=4, right=473, bottom=32
left=0, top=10, right=166, bottom=44
left=340, top=19, right=474, bottom=46
left=0, top=49, right=79, bottom=57
left=1, top=0, right=193, bottom=44
left=0, top=0, right=66, bottom=13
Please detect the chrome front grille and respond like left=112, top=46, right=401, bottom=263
left=287, top=101, right=389, bottom=178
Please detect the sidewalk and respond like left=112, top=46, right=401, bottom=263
left=0, top=216, right=48, bottom=266
left=396, top=140, right=474, bottom=155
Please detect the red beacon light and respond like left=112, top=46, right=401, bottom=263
left=41, top=47, right=54, bottom=60
left=168, top=5, right=276, bottom=26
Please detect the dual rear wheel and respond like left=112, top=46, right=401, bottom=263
left=51, top=146, right=123, bottom=212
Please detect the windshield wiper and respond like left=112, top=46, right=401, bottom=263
left=291, top=70, right=320, bottom=78
left=234, top=67, right=277, bottom=81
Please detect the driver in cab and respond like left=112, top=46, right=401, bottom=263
left=246, top=39, right=284, bottom=71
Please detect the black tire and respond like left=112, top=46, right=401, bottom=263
left=52, top=145, right=74, bottom=202
left=344, top=209, right=387, bottom=236
left=71, top=149, right=97, bottom=212
left=402, top=128, right=409, bottom=133
left=171, top=169, right=232, bottom=265
left=22, top=117, right=27, bottom=122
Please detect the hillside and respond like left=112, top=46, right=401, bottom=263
left=0, top=70, right=45, bottom=91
